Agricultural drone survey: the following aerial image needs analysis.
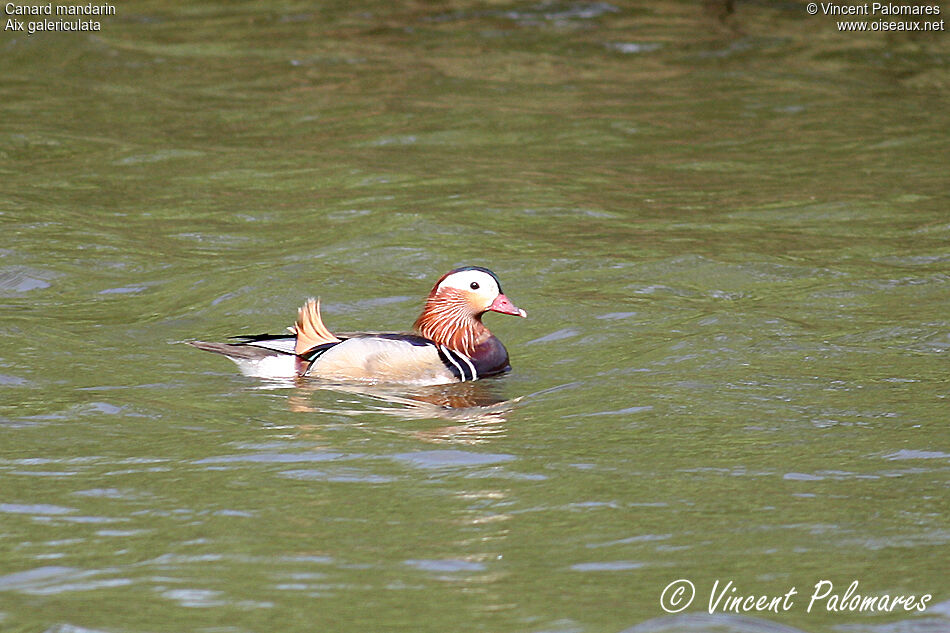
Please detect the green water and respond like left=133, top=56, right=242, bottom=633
left=2, top=2, right=949, bottom=632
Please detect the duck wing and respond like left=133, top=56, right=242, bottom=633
left=307, top=333, right=458, bottom=384
left=291, top=298, right=340, bottom=354
left=190, top=297, right=340, bottom=360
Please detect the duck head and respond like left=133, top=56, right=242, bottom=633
left=414, top=266, right=526, bottom=355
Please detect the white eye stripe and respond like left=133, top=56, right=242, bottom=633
left=437, top=270, right=499, bottom=297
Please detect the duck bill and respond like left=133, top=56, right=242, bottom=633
left=488, top=294, right=527, bottom=318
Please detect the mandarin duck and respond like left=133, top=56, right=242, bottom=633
left=189, top=267, right=526, bottom=384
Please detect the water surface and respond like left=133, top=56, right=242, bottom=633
left=1, top=2, right=949, bottom=632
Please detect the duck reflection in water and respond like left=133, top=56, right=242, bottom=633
left=190, top=266, right=526, bottom=443
left=282, top=377, right=515, bottom=444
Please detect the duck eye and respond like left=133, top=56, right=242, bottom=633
left=470, top=282, right=480, bottom=290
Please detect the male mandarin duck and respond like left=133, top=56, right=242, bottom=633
left=189, top=266, right=526, bottom=385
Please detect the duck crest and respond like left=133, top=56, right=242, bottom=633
left=413, top=288, right=488, bottom=358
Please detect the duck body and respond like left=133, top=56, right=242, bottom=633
left=190, top=267, right=525, bottom=386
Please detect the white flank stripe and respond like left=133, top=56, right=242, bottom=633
left=458, top=352, right=477, bottom=381
left=440, top=345, right=467, bottom=382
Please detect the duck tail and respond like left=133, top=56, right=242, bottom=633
left=292, top=298, right=340, bottom=354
